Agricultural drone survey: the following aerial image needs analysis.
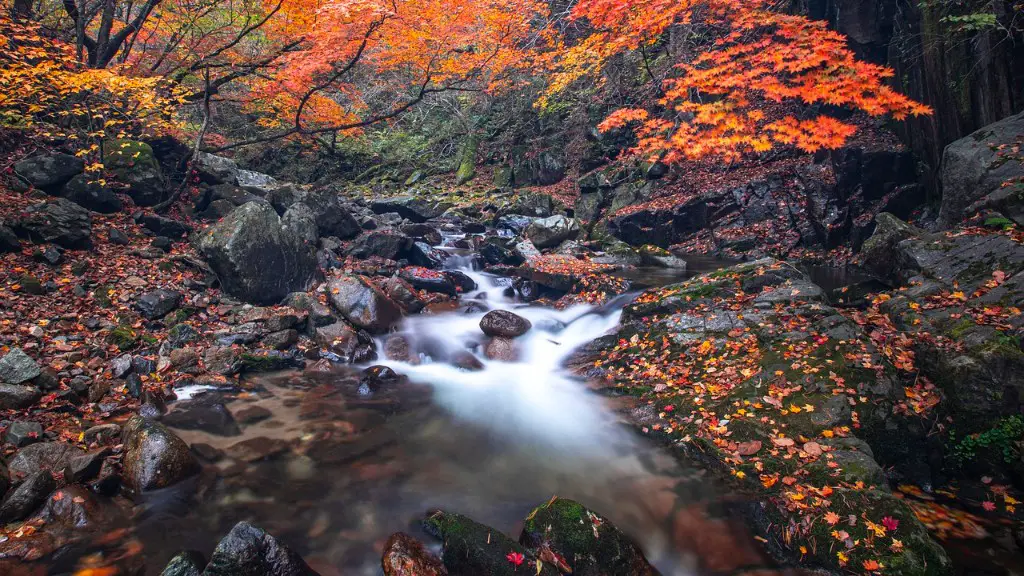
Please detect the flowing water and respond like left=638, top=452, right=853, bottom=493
left=131, top=253, right=781, bottom=576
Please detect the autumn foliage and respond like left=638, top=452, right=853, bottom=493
left=543, top=0, right=932, bottom=163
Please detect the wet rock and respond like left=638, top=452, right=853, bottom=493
left=163, top=396, right=241, bottom=436
left=639, top=245, right=687, bottom=269
left=371, top=196, right=451, bottom=223
left=479, top=310, right=532, bottom=338
left=266, top=310, right=303, bottom=332
left=408, top=241, right=448, bottom=268
left=483, top=337, right=518, bottom=362
left=160, top=550, right=207, bottom=576
left=63, top=174, right=123, bottom=213
left=519, top=497, right=658, bottom=576
left=5, top=421, right=43, bottom=448
left=7, top=441, right=83, bottom=481
left=88, top=380, right=111, bottom=403
left=240, top=350, right=304, bottom=372
left=137, top=289, right=183, bottom=320
left=191, top=443, right=224, bottom=463
left=121, top=415, right=200, bottom=492
left=423, top=511, right=557, bottom=576
left=170, top=348, right=202, bottom=374
left=0, top=347, right=41, bottom=384
left=225, top=437, right=290, bottom=462
left=204, top=346, right=243, bottom=376
left=197, top=202, right=320, bottom=305
left=445, top=271, right=477, bottom=293
left=283, top=293, right=335, bottom=327
left=400, top=223, right=443, bottom=245
left=83, top=424, right=121, bottom=443
left=359, top=365, right=399, bottom=395
left=0, top=471, right=55, bottom=523
left=234, top=405, right=272, bottom=425
left=382, top=532, right=447, bottom=576
left=14, top=198, right=92, bottom=248
left=262, top=329, right=299, bottom=350
left=383, top=335, right=414, bottom=363
left=451, top=351, right=484, bottom=371
left=513, top=239, right=541, bottom=261
left=314, top=322, right=360, bottom=360
left=350, top=230, right=411, bottom=260
left=381, top=277, right=425, bottom=314
left=110, top=354, right=133, bottom=379
left=13, top=153, right=84, bottom=193
left=202, top=521, right=319, bottom=576
left=398, top=266, right=456, bottom=296
left=63, top=449, right=110, bottom=483
left=525, top=215, right=580, bottom=250
left=326, top=275, right=402, bottom=334
left=513, top=278, right=541, bottom=301
left=167, top=323, right=199, bottom=348
left=135, top=213, right=191, bottom=239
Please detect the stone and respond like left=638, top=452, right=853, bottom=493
left=62, top=174, right=123, bottom=213
left=160, top=551, right=206, bottom=576
left=484, top=337, right=518, bottom=362
left=451, top=351, right=484, bottom=371
left=110, top=354, right=133, bottom=379
left=137, top=289, right=183, bottom=320
left=524, top=215, right=580, bottom=249
left=234, top=405, right=272, bottom=424
left=135, top=212, right=191, bottom=238
left=163, top=395, right=241, bottom=436
left=0, top=347, right=41, bottom=384
left=423, top=511, right=557, bottom=576
left=15, top=198, right=92, bottom=248
left=281, top=202, right=320, bottom=245
left=167, top=323, right=199, bottom=348
left=63, top=449, right=110, bottom=483
left=121, top=415, right=200, bottom=492
left=108, top=228, right=130, bottom=245
left=169, top=348, right=202, bottom=374
left=513, top=239, right=541, bottom=261
left=382, top=532, right=447, bottom=576
left=350, top=230, right=411, bottom=260
left=358, top=365, right=399, bottom=395
left=33, top=245, right=63, bottom=265
left=282, top=293, right=335, bottom=327
left=152, top=236, right=173, bottom=251
left=381, top=277, right=425, bottom=314
left=102, top=140, right=165, bottom=206
left=197, top=202, right=320, bottom=305
left=400, top=223, right=442, bottom=245
left=383, top=335, right=414, bottom=363
left=398, top=266, right=456, bottom=296
left=262, top=329, right=299, bottom=350
left=314, top=322, right=360, bottom=360
left=202, top=521, right=319, bottom=576
left=479, top=310, right=532, bottom=338
left=0, top=222, right=20, bottom=252
left=0, top=471, right=55, bottom=523
left=326, top=275, right=402, bottom=334
left=293, top=187, right=361, bottom=239
left=195, top=152, right=241, bottom=185
left=13, top=153, right=84, bottom=192
left=370, top=196, right=451, bottom=223
left=5, top=421, right=43, bottom=448
left=408, top=241, right=448, bottom=268
left=519, top=498, right=658, bottom=576
left=224, top=437, right=290, bottom=462
left=940, top=111, right=1024, bottom=227
left=859, top=213, right=925, bottom=283
left=7, top=441, right=84, bottom=481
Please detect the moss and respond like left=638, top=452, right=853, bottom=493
left=947, top=318, right=976, bottom=339
left=16, top=274, right=44, bottom=295
left=423, top=511, right=556, bottom=576
left=240, top=353, right=293, bottom=372
left=93, top=284, right=115, bottom=308
left=171, top=307, right=199, bottom=324
left=106, top=326, right=138, bottom=350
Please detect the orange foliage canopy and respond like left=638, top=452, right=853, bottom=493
left=543, top=0, right=932, bottom=163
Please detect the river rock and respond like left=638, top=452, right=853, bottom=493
left=121, top=415, right=200, bottom=492
left=15, top=198, right=92, bottom=248
left=283, top=292, right=336, bottom=327
left=398, top=266, right=456, bottom=296
left=14, top=153, right=84, bottom=193
left=484, top=337, right=518, bottom=362
left=520, top=497, right=658, bottom=576
left=359, top=365, right=400, bottom=395
left=423, top=511, right=557, bottom=576
left=0, top=347, right=41, bottom=384
left=136, top=289, right=182, bottom=320
left=350, top=230, right=411, bottom=260
left=524, top=215, right=579, bottom=249
left=382, top=532, right=447, bottom=576
left=281, top=202, right=319, bottom=245
left=371, top=196, right=451, bottom=223
left=63, top=174, right=123, bottom=213
left=381, top=277, right=426, bottom=314
left=408, top=242, right=448, bottom=268
left=197, top=201, right=320, bottom=305
left=0, top=471, right=55, bottom=523
left=203, top=521, right=319, bottom=576
left=314, top=321, right=360, bottom=360
left=163, top=395, right=241, bottom=436
left=479, top=310, right=532, bottom=338
left=7, top=441, right=84, bottom=481
left=400, top=223, right=443, bottom=245
left=5, top=421, right=43, bottom=448
left=160, top=551, right=207, bottom=576
left=262, top=329, right=299, bottom=350
left=939, top=111, right=1024, bottom=227
left=326, top=275, right=402, bottom=334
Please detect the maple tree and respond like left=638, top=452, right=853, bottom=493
left=541, top=0, right=932, bottom=163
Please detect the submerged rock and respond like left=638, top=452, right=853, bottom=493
left=519, top=497, right=658, bottom=576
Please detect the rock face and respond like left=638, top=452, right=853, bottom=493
left=479, top=310, right=532, bottom=338
left=326, top=275, right=402, bottom=334
left=202, top=521, right=319, bottom=576
left=519, top=498, right=658, bottom=576
left=197, top=202, right=319, bottom=305
left=524, top=215, right=579, bottom=249
left=13, top=153, right=84, bottom=193
left=939, top=111, right=1024, bottom=227
left=423, top=511, right=557, bottom=576
left=102, top=139, right=165, bottom=206
left=0, top=347, right=41, bottom=384
left=382, top=533, right=447, bottom=576
left=121, top=415, right=200, bottom=492
left=15, top=199, right=92, bottom=248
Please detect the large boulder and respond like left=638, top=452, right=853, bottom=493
left=939, top=111, right=1024, bottom=227
left=519, top=498, right=658, bottom=576
left=203, top=521, right=319, bottom=576
left=423, top=511, right=557, bottom=576
left=7, top=442, right=84, bottom=481
left=121, top=415, right=200, bottom=492
left=197, top=202, right=319, bottom=305
left=349, top=230, right=411, bottom=260
left=15, top=198, right=92, bottom=248
left=13, top=153, right=84, bottom=193
left=102, top=140, right=165, bottom=206
left=195, top=152, right=241, bottom=185
left=370, top=196, right=451, bottom=223
left=479, top=310, right=532, bottom=338
left=326, top=275, right=402, bottom=334
left=62, top=174, right=123, bottom=213
left=293, top=187, right=361, bottom=239
left=524, top=215, right=580, bottom=249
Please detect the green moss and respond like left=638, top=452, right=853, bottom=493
left=171, top=307, right=199, bottom=324
left=947, top=318, right=976, bottom=339
left=16, top=274, right=44, bottom=295
left=107, top=326, right=138, bottom=350
left=950, top=415, right=1024, bottom=467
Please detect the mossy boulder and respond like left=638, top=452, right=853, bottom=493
left=102, top=139, right=165, bottom=206
left=423, top=511, right=558, bottom=576
left=519, top=498, right=659, bottom=576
